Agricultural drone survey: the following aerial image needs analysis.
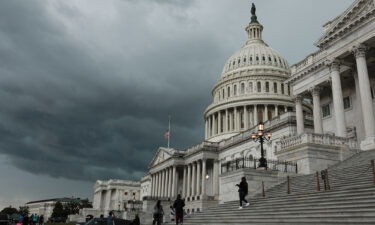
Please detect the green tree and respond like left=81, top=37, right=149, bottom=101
left=1, top=206, right=18, bottom=215
left=18, top=206, right=29, bottom=217
left=51, top=201, right=65, bottom=218
left=63, top=199, right=93, bottom=216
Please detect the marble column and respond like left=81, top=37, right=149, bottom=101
left=265, top=105, right=269, bottom=121
left=161, top=170, right=165, bottom=198
left=213, top=160, right=219, bottom=199
left=172, top=166, right=177, bottom=198
left=225, top=109, right=228, bottom=132
left=329, top=60, right=347, bottom=137
left=192, top=162, right=196, bottom=198
left=312, top=87, right=323, bottom=134
left=167, top=167, right=171, bottom=198
left=208, top=116, right=212, bottom=137
left=213, top=114, right=217, bottom=135
left=158, top=172, right=161, bottom=197
left=229, top=110, right=233, bottom=131
left=218, top=111, right=222, bottom=134
left=244, top=106, right=248, bottom=130
left=295, top=95, right=304, bottom=135
left=254, top=105, right=258, bottom=125
left=201, top=159, right=207, bottom=198
left=196, top=160, right=201, bottom=196
left=182, top=166, right=187, bottom=198
left=187, top=164, right=191, bottom=197
left=353, top=45, right=375, bottom=149
left=275, top=105, right=279, bottom=117
left=234, top=107, right=238, bottom=131
left=151, top=174, right=155, bottom=197
left=205, top=119, right=208, bottom=139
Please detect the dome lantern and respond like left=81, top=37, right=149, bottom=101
left=245, top=3, right=264, bottom=44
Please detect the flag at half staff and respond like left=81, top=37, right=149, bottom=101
left=164, top=130, right=171, bottom=139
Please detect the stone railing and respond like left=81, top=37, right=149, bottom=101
left=218, top=112, right=301, bottom=149
left=277, top=133, right=358, bottom=152
left=291, top=49, right=327, bottom=74
left=185, top=141, right=219, bottom=154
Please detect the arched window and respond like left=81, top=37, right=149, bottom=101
left=222, top=89, right=225, bottom=99
left=257, top=82, right=261, bottom=92
left=227, top=86, right=231, bottom=98
left=256, top=56, right=259, bottom=61
left=250, top=57, right=253, bottom=62
left=274, top=82, right=277, bottom=93
left=234, top=85, right=237, bottom=95
left=238, top=59, right=240, bottom=64
left=249, top=82, right=253, bottom=93
left=243, top=57, right=247, bottom=63
left=281, top=83, right=285, bottom=94
left=233, top=61, right=235, bottom=66
left=265, top=82, right=269, bottom=93
left=240, top=83, right=245, bottom=94
left=288, top=85, right=291, bottom=95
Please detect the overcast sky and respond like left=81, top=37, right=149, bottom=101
left=0, top=0, right=353, bottom=209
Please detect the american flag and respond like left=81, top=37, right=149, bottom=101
left=164, top=130, right=171, bottom=139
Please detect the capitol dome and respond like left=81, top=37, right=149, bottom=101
left=203, top=4, right=311, bottom=142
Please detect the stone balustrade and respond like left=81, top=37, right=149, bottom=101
left=277, top=133, right=358, bottom=152
left=185, top=141, right=219, bottom=155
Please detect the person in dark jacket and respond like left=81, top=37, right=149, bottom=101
left=107, top=211, right=115, bottom=225
left=173, top=194, right=185, bottom=225
left=236, top=177, right=250, bottom=209
left=153, top=200, right=164, bottom=225
left=131, top=214, right=140, bottom=225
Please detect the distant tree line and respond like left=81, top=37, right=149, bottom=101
left=0, top=206, right=29, bottom=216
left=51, top=199, right=92, bottom=218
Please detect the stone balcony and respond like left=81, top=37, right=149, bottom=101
left=275, top=133, right=359, bottom=174
left=277, top=133, right=359, bottom=153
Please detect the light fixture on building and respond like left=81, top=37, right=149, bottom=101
left=250, top=122, right=272, bottom=168
left=205, top=174, right=210, bottom=179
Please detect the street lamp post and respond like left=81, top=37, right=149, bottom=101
left=251, top=122, right=272, bottom=168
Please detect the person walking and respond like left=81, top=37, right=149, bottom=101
left=131, top=214, right=140, bottom=225
left=38, top=215, right=44, bottom=225
left=107, top=211, right=115, bottom=225
left=236, top=176, right=250, bottom=209
left=173, top=194, right=185, bottom=225
left=152, top=200, right=164, bottom=225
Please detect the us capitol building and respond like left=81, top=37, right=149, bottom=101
left=87, top=0, right=375, bottom=220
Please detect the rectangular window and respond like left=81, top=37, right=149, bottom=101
left=343, top=96, right=351, bottom=110
left=322, top=104, right=331, bottom=118
left=234, top=85, right=237, bottom=95
left=281, top=84, right=285, bottom=94
left=274, top=82, right=277, bottom=93
left=257, top=82, right=261, bottom=92
left=265, top=82, right=269, bottom=93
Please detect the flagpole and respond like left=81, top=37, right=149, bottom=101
left=168, top=115, right=171, bottom=148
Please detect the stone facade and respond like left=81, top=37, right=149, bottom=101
left=92, top=179, right=141, bottom=215
left=144, top=1, right=375, bottom=214
left=26, top=197, right=87, bottom=220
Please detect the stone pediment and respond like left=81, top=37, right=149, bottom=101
left=316, top=0, right=375, bottom=48
left=149, top=147, right=174, bottom=168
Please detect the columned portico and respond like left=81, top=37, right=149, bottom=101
left=201, top=159, right=207, bottom=198
left=295, top=95, right=304, bottom=135
left=187, top=164, right=192, bottom=197
left=311, top=87, right=323, bottom=134
left=352, top=44, right=375, bottom=150
left=192, top=162, right=196, bottom=198
left=329, top=60, right=347, bottom=137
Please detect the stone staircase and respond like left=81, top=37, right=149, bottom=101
left=167, top=150, right=375, bottom=225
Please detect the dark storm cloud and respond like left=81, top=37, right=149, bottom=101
left=0, top=0, right=354, bottom=184
left=0, top=0, right=226, bottom=181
